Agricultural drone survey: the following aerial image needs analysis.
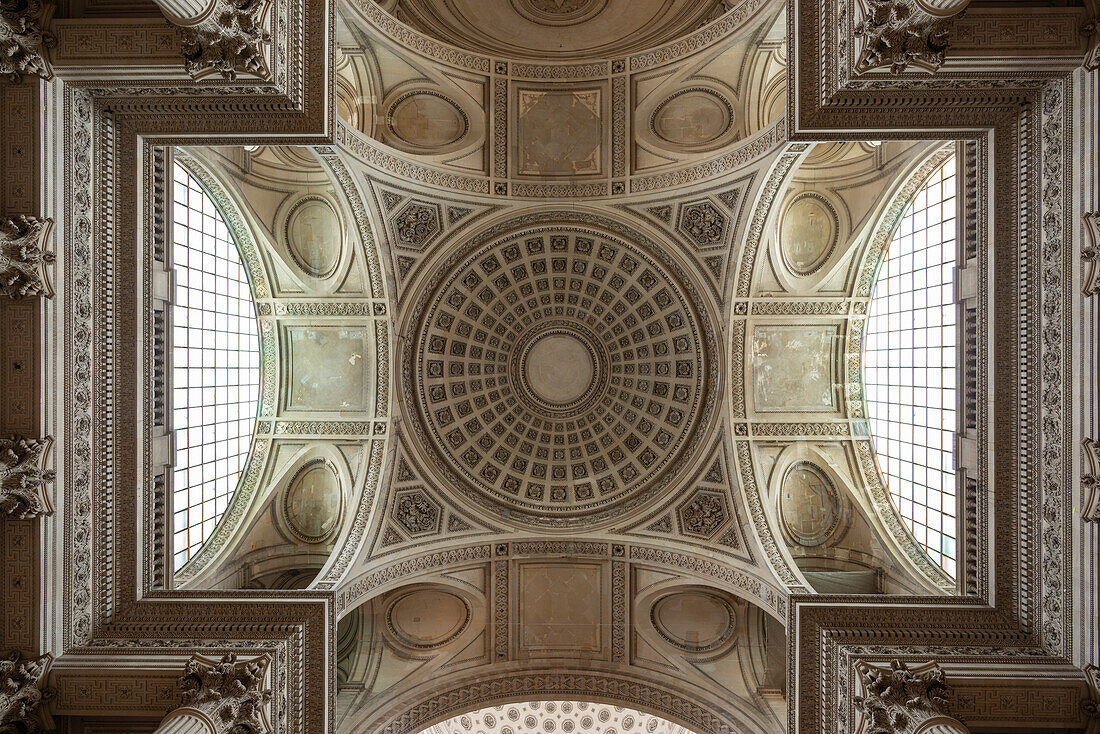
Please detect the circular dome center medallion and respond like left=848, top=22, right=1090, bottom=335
left=405, top=216, right=718, bottom=527
left=522, top=332, right=596, bottom=407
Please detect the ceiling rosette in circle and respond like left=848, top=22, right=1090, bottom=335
left=401, top=211, right=720, bottom=529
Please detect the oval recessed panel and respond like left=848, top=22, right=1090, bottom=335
left=389, top=93, right=468, bottom=149
left=779, top=194, right=839, bottom=276
left=387, top=589, right=470, bottom=648
left=286, top=197, right=342, bottom=278
left=779, top=461, right=842, bottom=547
left=651, top=591, right=734, bottom=652
left=284, top=461, right=342, bottom=542
left=652, top=90, right=732, bottom=147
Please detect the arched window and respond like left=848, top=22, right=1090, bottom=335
left=864, top=154, right=958, bottom=578
left=170, top=161, right=261, bottom=571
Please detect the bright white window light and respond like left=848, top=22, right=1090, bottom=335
left=170, top=161, right=261, bottom=571
left=864, top=154, right=958, bottom=578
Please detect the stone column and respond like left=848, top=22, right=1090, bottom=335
left=153, top=653, right=273, bottom=734
left=152, top=0, right=219, bottom=26
left=0, top=652, right=52, bottom=733
left=854, top=660, right=970, bottom=734
left=853, top=0, right=970, bottom=74
left=153, top=0, right=272, bottom=80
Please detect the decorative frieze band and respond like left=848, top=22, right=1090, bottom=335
left=0, top=436, right=54, bottom=519
left=0, top=217, right=53, bottom=299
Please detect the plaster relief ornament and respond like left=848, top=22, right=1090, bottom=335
left=0, top=652, right=52, bottom=734
left=176, top=653, right=273, bottom=734
left=854, top=659, right=966, bottom=734
left=0, top=0, right=54, bottom=82
left=178, top=0, right=271, bottom=80
left=1082, top=438, right=1100, bottom=523
left=0, top=436, right=54, bottom=519
left=0, top=217, right=53, bottom=299
left=853, top=0, right=967, bottom=74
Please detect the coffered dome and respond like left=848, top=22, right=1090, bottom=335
left=402, top=211, right=719, bottom=528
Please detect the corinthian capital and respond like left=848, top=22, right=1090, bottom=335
left=0, top=216, right=54, bottom=299
left=853, top=0, right=968, bottom=75
left=173, top=0, right=272, bottom=80
left=0, top=651, right=53, bottom=734
left=0, top=0, right=55, bottom=82
left=1084, top=17, right=1099, bottom=71
left=173, top=653, right=273, bottom=734
left=854, top=659, right=968, bottom=734
left=0, top=436, right=54, bottom=520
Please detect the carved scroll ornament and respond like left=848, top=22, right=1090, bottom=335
left=0, top=436, right=54, bottom=519
left=0, top=217, right=54, bottom=299
left=177, top=0, right=271, bottom=80
left=0, top=652, right=52, bottom=734
left=853, top=0, right=967, bottom=75
left=174, top=653, right=273, bottom=734
left=854, top=659, right=968, bottom=734
left=0, top=0, right=55, bottom=82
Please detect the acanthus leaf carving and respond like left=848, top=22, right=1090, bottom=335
left=1083, top=438, right=1100, bottom=523
left=853, top=0, right=966, bottom=75
left=0, top=651, right=52, bottom=734
left=1083, top=17, right=1099, bottom=71
left=853, top=659, right=966, bottom=734
left=0, top=436, right=54, bottom=519
left=0, top=217, right=54, bottom=299
left=1083, top=212, right=1099, bottom=297
left=177, top=0, right=271, bottom=80
left=177, top=653, right=273, bottom=734
left=0, top=0, right=54, bottom=82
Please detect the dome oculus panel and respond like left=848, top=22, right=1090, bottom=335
left=651, top=89, right=733, bottom=149
left=405, top=217, right=717, bottom=527
left=282, top=460, right=342, bottom=543
left=285, top=196, right=342, bottom=278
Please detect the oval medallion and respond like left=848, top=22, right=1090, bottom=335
left=779, top=461, right=842, bottom=547
left=284, top=460, right=342, bottom=542
left=652, top=90, right=732, bottom=147
left=286, top=197, right=342, bottom=278
left=779, top=193, right=839, bottom=276
left=387, top=589, right=470, bottom=648
left=651, top=591, right=735, bottom=652
left=389, top=92, right=468, bottom=149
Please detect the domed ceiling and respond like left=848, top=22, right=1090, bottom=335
left=374, top=0, right=733, bottom=60
left=401, top=212, right=719, bottom=528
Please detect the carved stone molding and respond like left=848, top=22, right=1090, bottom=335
left=0, top=1, right=54, bottom=82
left=175, top=0, right=272, bottom=80
left=1084, top=664, right=1100, bottom=720
left=852, top=0, right=968, bottom=74
left=1083, top=438, right=1100, bottom=523
left=1084, top=212, right=1100, bottom=297
left=1084, top=17, right=1099, bottom=71
left=0, top=436, right=54, bottom=519
left=0, top=651, right=53, bottom=734
left=853, top=660, right=967, bottom=734
left=172, top=654, right=273, bottom=734
left=0, top=217, right=53, bottom=299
